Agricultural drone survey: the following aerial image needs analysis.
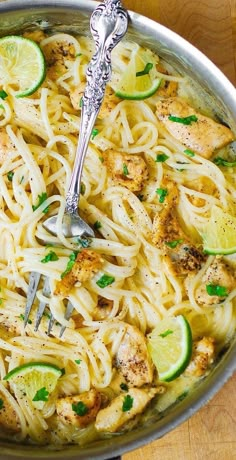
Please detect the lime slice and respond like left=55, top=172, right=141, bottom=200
left=114, top=48, right=162, bottom=100
left=4, top=362, right=62, bottom=409
left=200, top=205, right=236, bottom=255
left=147, top=315, right=192, bottom=382
left=0, top=35, right=46, bottom=98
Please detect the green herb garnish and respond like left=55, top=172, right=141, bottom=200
left=32, top=387, right=49, bottom=402
left=213, top=157, right=236, bottom=167
left=0, top=90, right=8, bottom=100
left=80, top=183, right=86, bottom=195
left=94, top=220, right=102, bottom=230
left=32, top=192, right=50, bottom=214
left=184, top=149, right=195, bottom=157
left=75, top=53, right=82, bottom=58
left=91, top=128, right=99, bottom=140
left=7, top=171, right=14, bottom=182
left=136, top=62, right=153, bottom=77
left=206, top=284, right=228, bottom=297
left=122, top=394, right=134, bottom=412
left=120, top=383, right=129, bottom=391
left=19, top=314, right=32, bottom=324
left=165, top=239, right=183, bottom=249
left=156, top=188, right=168, bottom=203
left=159, top=329, right=173, bottom=338
left=168, top=115, right=198, bottom=125
left=0, top=104, right=4, bottom=110
left=155, top=153, right=169, bottom=162
left=79, top=97, right=83, bottom=108
left=61, top=251, right=79, bottom=279
left=75, top=359, right=81, bottom=364
left=41, top=251, right=59, bottom=264
left=0, top=399, right=4, bottom=410
left=96, top=274, right=115, bottom=288
left=0, top=299, right=3, bottom=306
left=72, top=401, right=89, bottom=416
left=99, top=156, right=104, bottom=163
left=123, top=163, right=129, bottom=176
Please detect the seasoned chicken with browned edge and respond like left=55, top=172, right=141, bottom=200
left=23, top=30, right=46, bottom=43
left=155, top=97, right=234, bottom=159
left=55, top=249, right=103, bottom=296
left=116, top=324, right=154, bottom=387
left=42, top=38, right=76, bottom=80
left=194, top=257, right=236, bottom=305
left=185, top=337, right=215, bottom=377
left=0, top=129, right=15, bottom=166
left=104, top=150, right=148, bottom=192
left=56, top=389, right=101, bottom=428
left=0, top=391, right=20, bottom=433
left=70, top=82, right=120, bottom=119
left=156, top=63, right=178, bottom=98
left=152, top=181, right=205, bottom=275
left=95, top=387, right=158, bottom=433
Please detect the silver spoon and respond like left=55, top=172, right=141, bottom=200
left=43, top=0, right=128, bottom=239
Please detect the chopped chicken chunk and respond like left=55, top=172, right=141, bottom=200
left=70, top=82, right=120, bottom=119
left=156, top=63, right=178, bottom=98
left=95, top=387, right=158, bottom=433
left=56, top=389, right=101, bottom=428
left=42, top=39, right=76, bottom=80
left=156, top=97, right=234, bottom=159
left=185, top=177, right=217, bottom=207
left=116, top=324, right=154, bottom=387
left=185, top=337, right=215, bottom=377
left=23, top=30, right=46, bottom=43
left=152, top=181, right=205, bottom=275
left=0, top=129, right=15, bottom=166
left=104, top=149, right=148, bottom=192
left=195, top=257, right=236, bottom=305
left=93, top=296, right=113, bottom=321
left=55, top=250, right=103, bottom=296
left=0, top=391, right=20, bottom=433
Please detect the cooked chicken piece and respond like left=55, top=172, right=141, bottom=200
left=0, top=317, right=21, bottom=336
left=55, top=249, right=103, bottom=297
left=156, top=97, right=234, bottom=159
left=93, top=296, right=113, bottom=321
left=42, top=39, right=76, bottom=80
left=95, top=387, right=158, bottom=433
left=152, top=181, right=205, bottom=275
left=56, top=389, right=101, bottom=428
left=0, top=391, right=21, bottom=433
left=0, top=129, right=15, bottom=166
left=195, top=257, right=236, bottom=305
left=156, top=63, right=178, bottom=98
left=185, top=177, right=216, bottom=207
left=185, top=337, right=215, bottom=377
left=70, top=82, right=120, bottom=119
left=104, top=150, right=148, bottom=192
left=23, top=30, right=46, bottom=43
left=116, top=324, right=154, bottom=387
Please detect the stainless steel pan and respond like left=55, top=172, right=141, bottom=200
left=0, top=1, right=235, bottom=459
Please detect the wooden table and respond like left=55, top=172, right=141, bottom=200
left=121, top=1, right=236, bottom=459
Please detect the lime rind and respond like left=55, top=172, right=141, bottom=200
left=4, top=362, right=62, bottom=381
left=115, top=78, right=162, bottom=100
left=148, top=315, right=192, bottom=382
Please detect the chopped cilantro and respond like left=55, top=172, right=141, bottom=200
left=94, top=220, right=102, bottom=230
left=99, top=156, right=104, bottom=163
left=72, top=401, right=88, bottom=416
left=41, top=251, right=59, bottom=264
left=32, top=387, right=49, bottom=402
left=0, top=399, right=4, bottom=410
left=122, top=394, right=133, bottom=412
left=136, top=62, right=153, bottom=77
left=0, top=299, right=3, bottom=306
left=0, top=90, right=8, bottom=100
left=80, top=183, right=86, bottom=195
left=32, top=192, right=50, bottom=214
left=0, top=104, right=4, bottom=110
left=165, top=239, right=183, bottom=249
left=77, top=237, right=92, bottom=248
left=75, top=53, right=82, bottom=57
left=61, top=251, right=79, bottom=279
left=155, top=153, right=169, bottom=162
left=213, top=157, right=236, bottom=167
left=20, top=175, right=24, bottom=184
left=19, top=313, right=32, bottom=324
left=91, top=128, right=99, bottom=140
left=96, top=274, right=115, bottom=288
left=159, top=329, right=173, bottom=338
left=168, top=115, right=198, bottom=125
left=79, top=97, right=83, bottom=108
left=7, top=171, right=14, bottom=182
left=184, top=149, right=195, bottom=157
left=123, top=163, right=129, bottom=176
left=206, top=284, right=228, bottom=297
left=156, top=188, right=168, bottom=203
left=120, top=383, right=128, bottom=391
left=75, top=359, right=81, bottom=364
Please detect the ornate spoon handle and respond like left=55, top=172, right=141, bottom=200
left=65, top=0, right=128, bottom=214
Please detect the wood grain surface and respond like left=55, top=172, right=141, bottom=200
left=121, top=1, right=236, bottom=460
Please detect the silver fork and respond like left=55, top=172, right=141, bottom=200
left=24, top=0, right=128, bottom=336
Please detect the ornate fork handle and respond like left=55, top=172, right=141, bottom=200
left=66, top=0, right=128, bottom=214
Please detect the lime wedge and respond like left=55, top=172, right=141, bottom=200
left=200, top=205, right=236, bottom=255
left=0, top=35, right=46, bottom=98
left=147, top=315, right=192, bottom=382
left=114, top=48, right=162, bottom=100
left=4, top=362, right=62, bottom=409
